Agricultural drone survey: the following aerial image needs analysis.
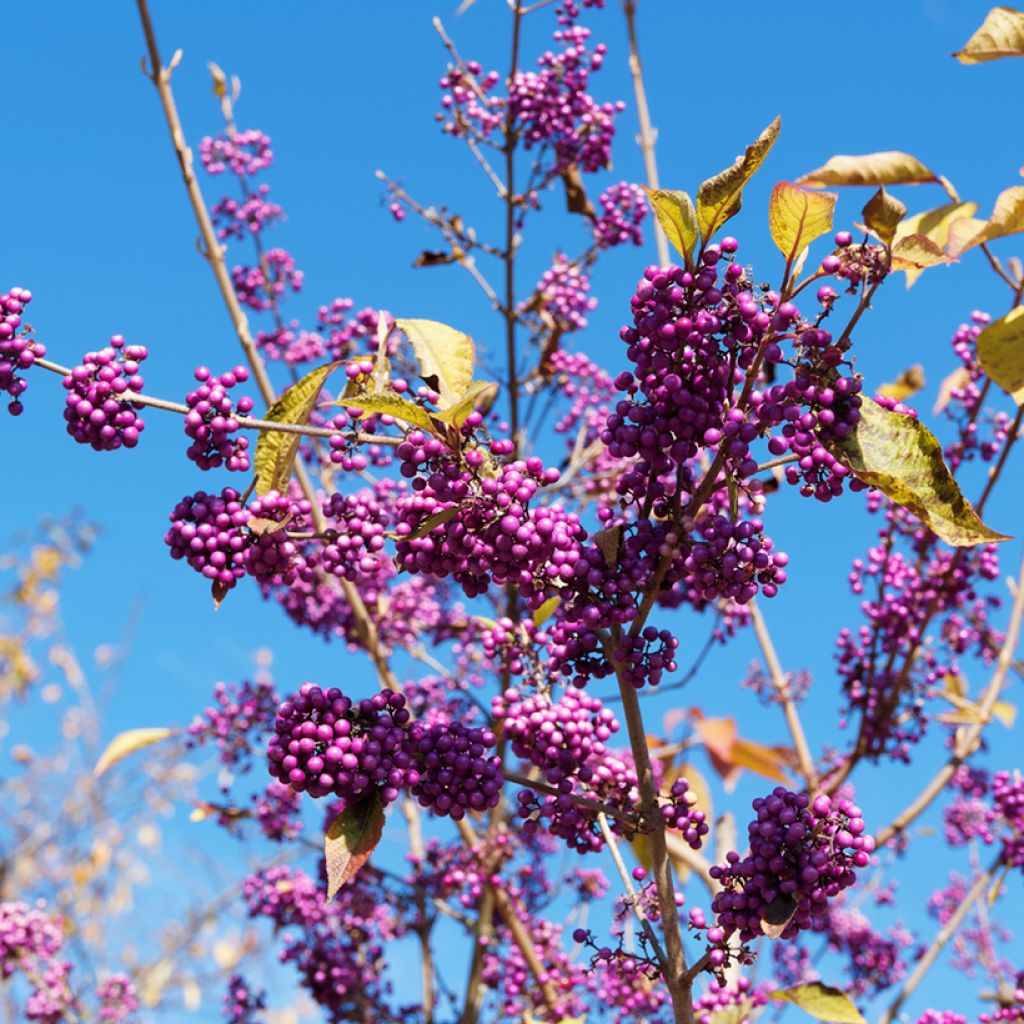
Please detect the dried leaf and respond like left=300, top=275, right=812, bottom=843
left=644, top=188, right=699, bottom=265
left=768, top=181, right=837, bottom=264
left=948, top=186, right=1024, bottom=255
left=325, top=793, right=385, bottom=901
left=797, top=151, right=939, bottom=188
left=594, top=527, right=622, bottom=569
left=254, top=361, right=342, bottom=496
left=933, top=366, right=972, bottom=414
left=94, top=727, right=175, bottom=778
left=413, top=250, right=458, bottom=268
left=953, top=6, right=1024, bottom=62
left=396, top=319, right=476, bottom=410
left=696, top=117, right=781, bottom=243
left=889, top=233, right=949, bottom=272
left=761, top=893, right=800, bottom=939
left=828, top=397, right=1010, bottom=547
left=977, top=306, right=1024, bottom=403
left=730, top=738, right=793, bottom=785
left=561, top=164, right=595, bottom=219
left=769, top=983, right=866, bottom=1024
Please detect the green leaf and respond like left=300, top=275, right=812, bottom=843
left=894, top=201, right=977, bottom=285
left=829, top=397, right=1010, bottom=547
left=325, top=792, right=385, bottom=901
left=644, top=188, right=699, bottom=266
left=254, top=361, right=342, bottom=496
left=768, top=181, right=837, bottom=265
left=770, top=983, right=865, bottom=1024
left=532, top=595, right=561, bottom=627
left=390, top=506, right=460, bottom=542
left=332, top=389, right=438, bottom=432
left=435, top=380, right=500, bottom=427
left=862, top=187, right=906, bottom=246
left=797, top=151, right=939, bottom=188
left=94, top=727, right=176, bottom=778
left=696, top=117, right=781, bottom=243
left=977, top=306, right=1024, bottom=404
left=947, top=186, right=1024, bottom=255
left=396, top=318, right=476, bottom=410
left=953, top=6, right=1024, bottom=62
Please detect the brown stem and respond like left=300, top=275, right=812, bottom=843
left=749, top=601, right=817, bottom=788
left=134, top=0, right=398, bottom=690
left=876, top=544, right=1024, bottom=847
left=977, top=404, right=1024, bottom=516
left=876, top=855, right=1000, bottom=1024
left=622, top=0, right=668, bottom=268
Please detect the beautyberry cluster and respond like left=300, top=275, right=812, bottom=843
left=0, top=287, right=40, bottom=416
left=184, top=365, right=254, bottom=471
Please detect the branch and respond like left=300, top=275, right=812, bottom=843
left=749, top=601, right=817, bottom=788
left=876, top=544, right=1024, bottom=847
left=876, top=854, right=1001, bottom=1024
left=621, top=0, right=668, bottom=267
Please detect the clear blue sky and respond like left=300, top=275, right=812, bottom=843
left=2, top=0, right=1023, bottom=1019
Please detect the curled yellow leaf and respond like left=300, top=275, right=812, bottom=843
left=954, top=6, right=1024, bottom=63
left=797, top=151, right=938, bottom=188
left=94, top=727, right=175, bottom=778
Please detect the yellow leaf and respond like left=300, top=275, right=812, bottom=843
left=644, top=188, right=699, bottom=265
left=770, top=983, right=866, bottom=1024
left=862, top=187, right=906, bottom=246
left=332, top=389, right=439, bottom=431
left=992, top=701, right=1017, bottom=727
left=435, top=380, right=500, bottom=427
left=877, top=365, right=925, bottom=402
left=798, top=151, right=939, bottom=188
left=933, top=366, right=973, bottom=414
left=396, top=319, right=476, bottom=410
left=829, top=397, right=1010, bottom=547
left=948, top=186, right=1024, bottom=255
left=325, top=793, right=385, bottom=901
left=890, top=233, right=948, bottom=272
left=532, top=596, right=561, bottom=628
left=730, top=738, right=793, bottom=785
left=696, top=117, right=781, bottom=243
left=953, top=6, right=1024, bottom=63
left=253, top=361, right=343, bottom=496
left=768, top=181, right=837, bottom=265
left=895, top=202, right=978, bottom=284
left=977, top=306, right=1024, bottom=404
left=94, top=727, right=175, bottom=778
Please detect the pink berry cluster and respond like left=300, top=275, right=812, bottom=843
left=0, top=902, right=75, bottom=1024
left=529, top=253, right=597, bottom=332
left=184, top=365, right=254, bottom=472
left=200, top=129, right=273, bottom=177
left=187, top=679, right=280, bottom=780
left=61, top=336, right=147, bottom=451
left=593, top=181, right=647, bottom=248
left=710, top=789, right=874, bottom=943
left=96, top=975, right=139, bottom=1024
left=0, top=286, right=40, bottom=416
left=232, top=248, right=303, bottom=312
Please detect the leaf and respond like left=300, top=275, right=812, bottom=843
left=934, top=366, right=973, bottom=414
left=94, top=727, right=175, bottom=778
left=895, top=202, right=978, bottom=284
left=532, top=596, right=561, bottom=627
left=953, top=6, right=1024, bottom=62
left=396, top=319, right=476, bottom=410
left=768, top=182, right=837, bottom=264
left=332, top=389, right=438, bottom=431
left=992, top=700, right=1017, bottom=727
left=769, top=983, right=866, bottom=1024
left=976, top=305, right=1024, bottom=403
left=730, top=738, right=793, bottom=785
left=594, top=527, right=622, bottom=569
left=797, top=151, right=939, bottom=188
left=254, top=361, right=342, bottom=496
left=948, top=186, right=1024, bottom=255
left=207, top=62, right=228, bottom=98
left=761, top=893, right=800, bottom=939
left=413, top=250, right=459, bottom=268
left=889, top=233, right=948, bottom=272
left=392, top=506, right=460, bottom=542
left=861, top=188, right=906, bottom=246
left=561, top=164, right=595, bottom=219
left=877, top=365, right=925, bottom=402
left=829, top=397, right=1011, bottom=547
left=644, top=188, right=699, bottom=265
left=325, top=792, right=385, bottom=901
left=435, top=380, right=500, bottom=427
left=696, top=117, right=781, bottom=243
left=704, top=1004, right=755, bottom=1024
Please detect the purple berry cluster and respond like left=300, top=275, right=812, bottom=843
left=96, top=974, right=139, bottom=1024
left=530, top=253, right=597, bottom=332
left=200, top=129, right=273, bottom=177
left=184, top=365, right=254, bottom=472
left=0, top=901, right=75, bottom=1024
left=710, top=789, right=873, bottom=942
left=593, top=181, right=646, bottom=248
left=267, top=685, right=412, bottom=805
left=0, top=286, right=40, bottom=416
left=319, top=488, right=392, bottom=582
left=232, top=247, right=303, bottom=312
left=61, top=336, right=147, bottom=451
left=188, top=679, right=281, bottom=780
left=165, top=487, right=251, bottom=590
left=993, top=770, right=1024, bottom=869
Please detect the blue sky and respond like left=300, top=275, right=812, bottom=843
left=3, top=0, right=1023, bottom=1019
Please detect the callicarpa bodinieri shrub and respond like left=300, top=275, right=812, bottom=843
left=6, top=2, right=1024, bottom=1023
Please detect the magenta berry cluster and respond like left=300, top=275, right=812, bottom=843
left=184, top=365, right=254, bottom=472
left=61, top=336, right=147, bottom=451
left=0, top=286, right=40, bottom=416
left=710, top=789, right=874, bottom=942
left=165, top=487, right=251, bottom=590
